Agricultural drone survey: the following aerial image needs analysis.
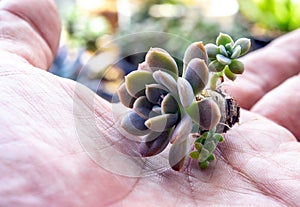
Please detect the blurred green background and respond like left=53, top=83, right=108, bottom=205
left=51, top=0, right=300, bottom=101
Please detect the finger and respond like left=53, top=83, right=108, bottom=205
left=225, top=29, right=300, bottom=109
left=0, top=0, right=61, bottom=69
left=251, top=75, right=300, bottom=141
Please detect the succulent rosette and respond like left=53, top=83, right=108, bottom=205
left=205, top=33, right=251, bottom=89
left=117, top=33, right=251, bottom=171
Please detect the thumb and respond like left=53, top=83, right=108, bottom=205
left=0, top=0, right=61, bottom=69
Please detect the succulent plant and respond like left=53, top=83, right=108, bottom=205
left=117, top=33, right=251, bottom=171
left=205, top=33, right=251, bottom=90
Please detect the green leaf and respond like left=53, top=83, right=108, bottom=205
left=125, top=70, right=156, bottom=97
left=199, top=160, right=209, bottom=169
left=204, top=141, right=216, bottom=154
left=199, top=148, right=210, bottom=162
left=206, top=154, right=215, bottom=161
left=214, top=133, right=224, bottom=142
left=205, top=43, right=219, bottom=59
left=228, top=59, right=244, bottom=74
left=194, top=142, right=202, bottom=151
left=219, top=45, right=228, bottom=57
left=208, top=60, right=225, bottom=72
left=231, top=45, right=241, bottom=59
left=145, top=48, right=178, bottom=79
left=216, top=33, right=234, bottom=46
left=216, top=54, right=232, bottom=65
left=189, top=151, right=200, bottom=159
left=224, top=66, right=237, bottom=81
left=233, top=38, right=251, bottom=56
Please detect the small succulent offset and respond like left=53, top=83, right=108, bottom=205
left=117, top=33, right=251, bottom=171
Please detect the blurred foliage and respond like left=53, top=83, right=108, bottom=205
left=116, top=2, right=249, bottom=66
left=64, top=7, right=111, bottom=51
left=238, top=0, right=300, bottom=32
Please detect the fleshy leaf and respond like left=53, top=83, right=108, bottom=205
left=169, top=138, right=189, bottom=171
left=149, top=106, right=162, bottom=118
left=216, top=54, right=231, bottom=65
left=145, top=48, right=178, bottom=78
left=199, top=148, right=210, bottom=162
left=133, top=96, right=153, bottom=119
left=177, top=77, right=194, bottom=108
left=199, top=160, right=209, bottom=169
left=208, top=60, right=225, bottom=72
left=219, top=45, right=228, bottom=57
left=153, top=70, right=178, bottom=95
left=224, top=66, right=237, bottom=81
left=183, top=41, right=208, bottom=75
left=161, top=94, right=178, bottom=114
left=117, top=83, right=136, bottom=108
left=140, top=130, right=172, bottom=157
left=204, top=140, right=216, bottom=154
left=233, top=38, right=251, bottom=56
left=216, top=33, right=234, bottom=46
left=121, top=111, right=149, bottom=136
left=170, top=114, right=193, bottom=143
left=231, top=45, right=241, bottom=59
left=145, top=84, right=168, bottom=104
left=145, top=113, right=178, bottom=132
left=125, top=70, right=156, bottom=97
left=189, top=151, right=200, bottom=159
left=205, top=43, right=219, bottom=59
left=184, top=58, right=209, bottom=94
left=228, top=59, right=244, bottom=74
left=186, top=99, right=221, bottom=130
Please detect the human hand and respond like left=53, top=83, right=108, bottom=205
left=1, top=0, right=300, bottom=206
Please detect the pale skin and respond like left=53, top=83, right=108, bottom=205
left=1, top=0, right=300, bottom=206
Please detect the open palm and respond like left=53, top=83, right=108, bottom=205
left=1, top=0, right=300, bottom=206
